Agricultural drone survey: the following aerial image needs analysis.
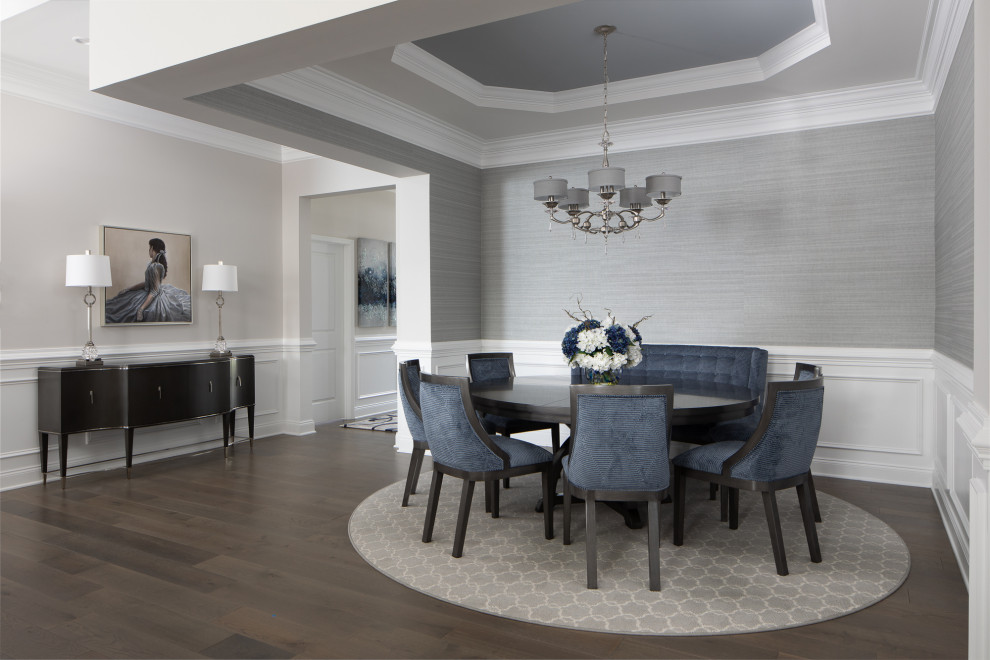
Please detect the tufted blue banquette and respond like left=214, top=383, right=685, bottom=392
left=572, top=344, right=769, bottom=445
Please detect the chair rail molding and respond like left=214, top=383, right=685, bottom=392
left=0, top=339, right=288, bottom=491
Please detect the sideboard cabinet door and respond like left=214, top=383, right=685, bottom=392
left=126, top=361, right=230, bottom=427
left=230, top=355, right=255, bottom=409
left=38, top=367, right=126, bottom=434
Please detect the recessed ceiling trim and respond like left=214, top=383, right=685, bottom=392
left=248, top=67, right=485, bottom=165
left=390, top=0, right=830, bottom=113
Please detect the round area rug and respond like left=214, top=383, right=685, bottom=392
left=349, top=474, right=910, bottom=635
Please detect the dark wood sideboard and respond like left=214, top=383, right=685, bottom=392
left=38, top=355, right=255, bottom=487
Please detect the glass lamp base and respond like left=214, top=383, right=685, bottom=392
left=77, top=342, right=103, bottom=366
left=210, top=337, right=231, bottom=358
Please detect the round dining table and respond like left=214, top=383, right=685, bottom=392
left=469, top=375, right=760, bottom=528
left=469, top=374, right=759, bottom=427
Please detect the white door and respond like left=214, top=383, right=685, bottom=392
left=311, top=240, right=346, bottom=423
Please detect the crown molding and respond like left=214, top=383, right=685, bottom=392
left=248, top=67, right=485, bottom=168
left=481, top=78, right=934, bottom=167
left=922, top=0, right=973, bottom=108
left=1, top=56, right=287, bottom=163
left=390, top=0, right=829, bottom=113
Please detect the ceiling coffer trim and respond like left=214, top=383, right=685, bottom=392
left=390, top=0, right=830, bottom=113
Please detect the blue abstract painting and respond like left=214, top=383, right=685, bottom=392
left=388, top=241, right=396, bottom=327
left=357, top=238, right=388, bottom=327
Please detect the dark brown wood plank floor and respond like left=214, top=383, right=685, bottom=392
left=1, top=426, right=968, bottom=659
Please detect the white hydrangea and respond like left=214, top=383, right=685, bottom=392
left=576, top=327, right=607, bottom=353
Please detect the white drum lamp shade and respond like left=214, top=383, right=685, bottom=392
left=66, top=250, right=111, bottom=366
left=66, top=253, right=112, bottom=287
left=203, top=261, right=237, bottom=357
left=202, top=262, right=238, bottom=292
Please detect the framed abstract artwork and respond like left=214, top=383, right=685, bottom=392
left=101, top=226, right=192, bottom=326
left=357, top=238, right=389, bottom=327
left=388, top=241, right=396, bottom=327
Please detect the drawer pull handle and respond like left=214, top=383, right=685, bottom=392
left=158, top=385, right=162, bottom=399
left=209, top=380, right=213, bottom=392
left=90, top=390, right=94, bottom=404
left=236, top=376, right=242, bottom=387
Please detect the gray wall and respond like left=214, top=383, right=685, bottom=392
left=934, top=10, right=975, bottom=368
left=482, top=118, right=935, bottom=347
left=192, top=85, right=483, bottom=344
left=0, top=94, right=284, bottom=351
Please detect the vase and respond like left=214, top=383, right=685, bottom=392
left=585, top=368, right=621, bottom=385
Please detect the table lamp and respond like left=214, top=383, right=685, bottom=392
left=202, top=261, right=238, bottom=357
left=65, top=250, right=112, bottom=366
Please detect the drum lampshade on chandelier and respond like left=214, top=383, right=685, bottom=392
left=534, top=26, right=682, bottom=244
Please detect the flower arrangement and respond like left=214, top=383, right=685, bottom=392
left=561, top=301, right=649, bottom=384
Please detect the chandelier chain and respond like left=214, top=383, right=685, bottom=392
left=600, top=27, right=611, bottom=168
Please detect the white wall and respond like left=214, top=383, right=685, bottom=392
left=0, top=94, right=285, bottom=489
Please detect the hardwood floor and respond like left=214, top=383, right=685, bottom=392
left=1, top=426, right=968, bottom=659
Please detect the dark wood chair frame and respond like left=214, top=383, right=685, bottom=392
left=420, top=373, right=554, bottom=558
left=562, top=384, right=674, bottom=591
left=466, top=353, right=561, bottom=493
left=399, top=360, right=427, bottom=508
left=673, top=377, right=824, bottom=576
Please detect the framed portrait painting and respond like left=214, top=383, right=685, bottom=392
left=101, top=226, right=192, bottom=326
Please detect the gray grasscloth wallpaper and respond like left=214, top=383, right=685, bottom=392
left=191, top=85, right=483, bottom=344
left=934, top=10, right=974, bottom=368
left=482, top=118, right=936, bottom=347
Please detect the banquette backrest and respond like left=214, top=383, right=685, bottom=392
left=572, top=344, right=769, bottom=414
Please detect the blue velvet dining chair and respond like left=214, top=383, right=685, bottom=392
left=466, top=353, right=562, bottom=491
left=397, top=360, right=427, bottom=507
left=672, top=375, right=825, bottom=576
left=562, top=384, right=674, bottom=591
left=418, top=372, right=555, bottom=558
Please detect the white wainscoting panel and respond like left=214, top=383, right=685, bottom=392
left=0, top=340, right=286, bottom=491
left=354, top=336, right=398, bottom=418
left=931, top=351, right=990, bottom=593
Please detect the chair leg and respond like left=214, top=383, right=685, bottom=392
left=422, top=469, right=443, bottom=543
left=761, top=490, right=788, bottom=576
left=551, top=425, right=561, bottom=453
left=401, top=446, right=426, bottom=507
left=808, top=472, right=823, bottom=523
left=728, top=488, right=740, bottom=530
left=491, top=478, right=500, bottom=518
left=720, top=485, right=729, bottom=522
left=585, top=493, right=598, bottom=589
left=647, top=499, right=661, bottom=592
left=710, top=482, right=718, bottom=500
left=542, top=469, right=554, bottom=540
left=484, top=480, right=492, bottom=513
left=563, top=478, right=572, bottom=546
left=797, top=479, right=823, bottom=563
left=673, top=468, right=686, bottom=546
left=451, top=479, right=476, bottom=558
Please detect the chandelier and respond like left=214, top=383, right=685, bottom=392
left=534, top=25, right=682, bottom=243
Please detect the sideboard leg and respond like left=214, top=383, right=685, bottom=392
left=39, top=432, right=49, bottom=485
left=125, top=428, right=134, bottom=478
left=247, top=405, right=255, bottom=449
left=222, top=414, right=230, bottom=457
left=58, top=433, right=68, bottom=489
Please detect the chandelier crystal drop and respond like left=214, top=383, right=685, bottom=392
left=534, top=25, right=682, bottom=245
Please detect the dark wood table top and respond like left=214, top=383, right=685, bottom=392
left=469, top=375, right=759, bottom=426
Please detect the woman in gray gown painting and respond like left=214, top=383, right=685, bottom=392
left=105, top=238, right=191, bottom=323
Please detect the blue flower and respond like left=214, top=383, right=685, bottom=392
left=561, top=326, right=581, bottom=359
left=606, top=324, right=630, bottom=354
left=630, top=325, right=642, bottom=343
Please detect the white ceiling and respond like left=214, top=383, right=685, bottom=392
left=0, top=0, right=967, bottom=167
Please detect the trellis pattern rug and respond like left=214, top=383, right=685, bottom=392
left=349, top=474, right=910, bottom=635
left=340, top=414, right=398, bottom=432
